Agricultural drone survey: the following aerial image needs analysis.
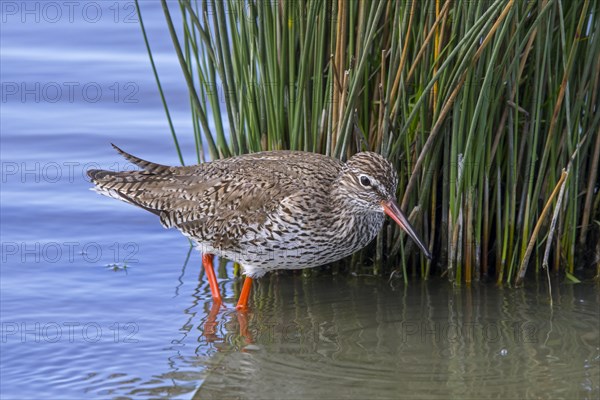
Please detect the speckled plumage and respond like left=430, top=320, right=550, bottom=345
left=88, top=145, right=428, bottom=278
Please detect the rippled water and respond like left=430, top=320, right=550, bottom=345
left=1, top=2, right=599, bottom=399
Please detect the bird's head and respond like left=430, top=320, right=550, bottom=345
left=335, top=152, right=432, bottom=260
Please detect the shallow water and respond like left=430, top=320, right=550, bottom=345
left=1, top=2, right=599, bottom=399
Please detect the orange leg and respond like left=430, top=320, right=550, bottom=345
left=203, top=299, right=223, bottom=342
left=202, top=254, right=222, bottom=302
left=236, top=277, right=253, bottom=310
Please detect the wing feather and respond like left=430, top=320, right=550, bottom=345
left=88, top=146, right=343, bottom=251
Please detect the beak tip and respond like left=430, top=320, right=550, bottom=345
left=382, top=199, right=433, bottom=260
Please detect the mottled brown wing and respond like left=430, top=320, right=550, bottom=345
left=88, top=146, right=342, bottom=251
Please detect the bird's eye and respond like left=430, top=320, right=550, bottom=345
left=359, top=175, right=372, bottom=187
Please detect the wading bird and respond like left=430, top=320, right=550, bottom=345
left=88, top=145, right=432, bottom=310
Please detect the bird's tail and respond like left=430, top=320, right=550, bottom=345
left=109, top=143, right=171, bottom=174
left=87, top=145, right=168, bottom=216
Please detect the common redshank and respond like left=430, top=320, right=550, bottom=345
left=88, top=145, right=432, bottom=310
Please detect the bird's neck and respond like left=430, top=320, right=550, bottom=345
left=329, top=185, right=386, bottom=248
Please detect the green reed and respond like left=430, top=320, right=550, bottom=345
left=137, top=0, right=600, bottom=285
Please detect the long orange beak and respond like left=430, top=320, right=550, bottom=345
left=382, top=200, right=432, bottom=260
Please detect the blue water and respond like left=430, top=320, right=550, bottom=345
left=1, top=2, right=599, bottom=399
